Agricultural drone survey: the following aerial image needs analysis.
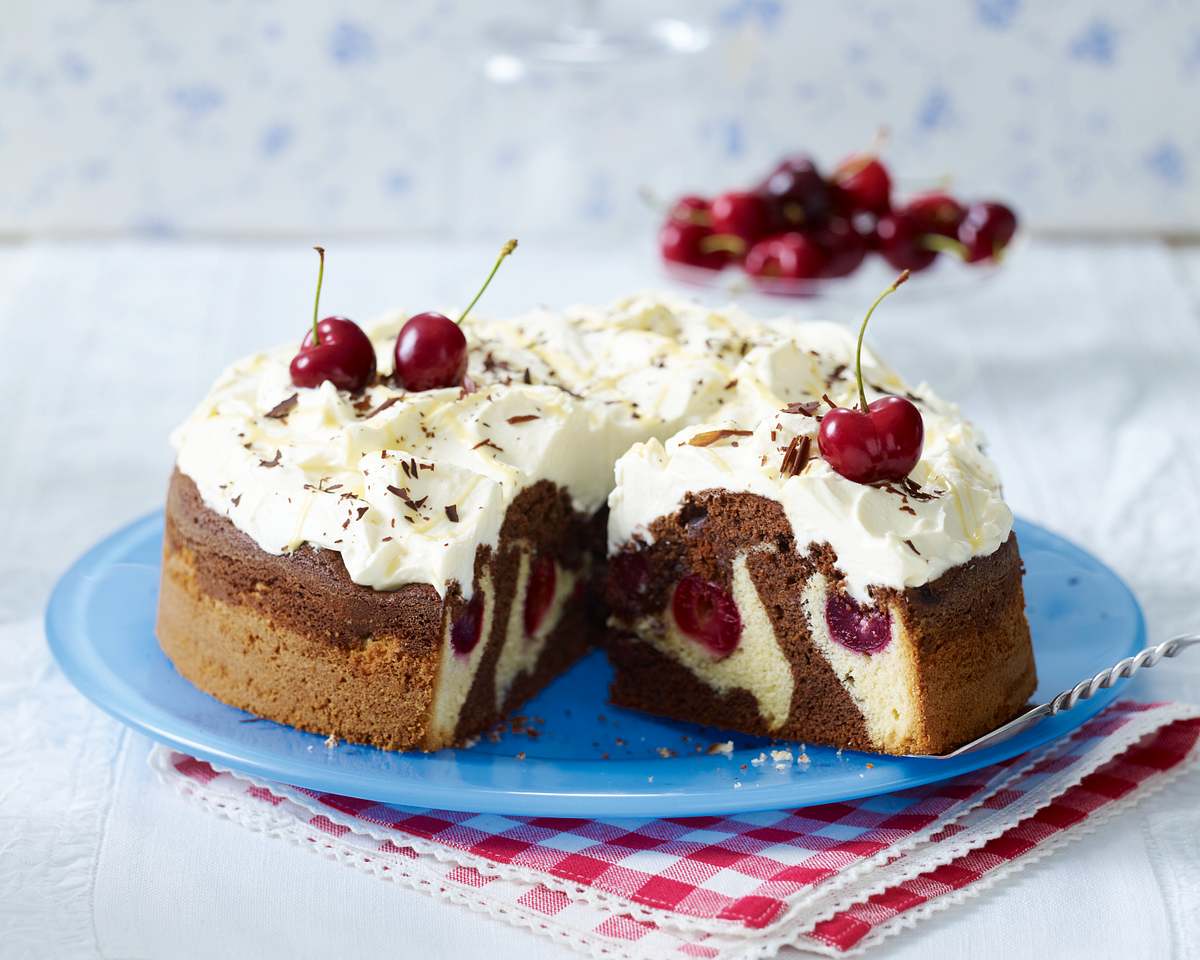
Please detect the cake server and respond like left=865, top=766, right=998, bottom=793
left=910, top=632, right=1200, bottom=760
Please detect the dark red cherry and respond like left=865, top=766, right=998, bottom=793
left=669, top=195, right=712, bottom=226
left=393, top=239, right=517, bottom=391
left=832, top=154, right=892, bottom=216
left=816, top=219, right=868, bottom=278
left=450, top=593, right=484, bottom=656
left=825, top=593, right=891, bottom=654
left=745, top=232, right=828, bottom=281
left=876, top=212, right=938, bottom=272
left=290, top=247, right=376, bottom=392
left=903, top=192, right=965, bottom=239
left=709, top=190, right=772, bottom=249
left=524, top=555, right=556, bottom=637
left=290, top=317, right=377, bottom=392
left=958, top=201, right=1018, bottom=263
left=659, top=220, right=733, bottom=271
left=672, top=575, right=741, bottom=657
left=394, top=312, right=467, bottom=391
left=756, top=154, right=832, bottom=229
left=818, top=396, right=924, bottom=483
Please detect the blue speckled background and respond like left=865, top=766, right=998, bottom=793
left=3, top=1, right=1198, bottom=237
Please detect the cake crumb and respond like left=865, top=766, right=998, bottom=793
left=865, top=762, right=874, bottom=769
left=515, top=751, right=526, bottom=761
left=656, top=746, right=676, bottom=759
left=750, top=752, right=767, bottom=767
left=732, top=781, right=742, bottom=790
left=324, top=734, right=338, bottom=749
left=770, top=748, right=793, bottom=764
left=707, top=740, right=734, bottom=757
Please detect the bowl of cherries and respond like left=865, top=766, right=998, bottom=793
left=658, top=152, right=1017, bottom=299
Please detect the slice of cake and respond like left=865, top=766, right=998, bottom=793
left=605, top=277, right=1036, bottom=756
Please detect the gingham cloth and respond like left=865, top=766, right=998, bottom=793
left=153, top=700, right=1200, bottom=959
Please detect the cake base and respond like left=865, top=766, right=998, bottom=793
left=158, top=470, right=598, bottom=750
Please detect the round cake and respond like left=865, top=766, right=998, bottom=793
left=159, top=292, right=1036, bottom=755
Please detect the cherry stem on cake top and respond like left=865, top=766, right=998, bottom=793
left=818, top=270, right=924, bottom=485
left=853, top=269, right=910, bottom=412
left=457, top=239, right=518, bottom=325
left=310, top=245, right=326, bottom=344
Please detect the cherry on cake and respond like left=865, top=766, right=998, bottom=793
left=158, top=251, right=1035, bottom=756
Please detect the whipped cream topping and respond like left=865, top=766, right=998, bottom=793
left=173, top=295, right=756, bottom=596
left=607, top=314, right=1012, bottom=602
left=172, top=293, right=1012, bottom=601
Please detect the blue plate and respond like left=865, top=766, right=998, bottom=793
left=46, top=513, right=1144, bottom=817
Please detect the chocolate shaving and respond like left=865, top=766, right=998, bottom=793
left=352, top=396, right=373, bottom=412
left=687, top=428, right=753, bottom=448
left=386, top=484, right=410, bottom=499
left=355, top=506, right=369, bottom=521
left=904, top=539, right=921, bottom=555
left=522, top=367, right=532, bottom=385
left=259, top=449, right=282, bottom=469
left=367, top=397, right=400, bottom=419
left=230, top=495, right=241, bottom=507
left=444, top=504, right=459, bottom=523
left=506, top=414, right=540, bottom=424
left=264, top=394, right=298, bottom=420
left=828, top=363, right=847, bottom=382
left=783, top=400, right=821, bottom=417
left=723, top=378, right=738, bottom=390
left=821, top=393, right=839, bottom=410
left=472, top=438, right=504, bottom=452
left=780, top=435, right=813, bottom=478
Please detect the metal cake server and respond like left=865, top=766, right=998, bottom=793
left=909, top=632, right=1200, bottom=760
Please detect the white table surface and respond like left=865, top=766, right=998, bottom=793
left=2, top=239, right=1198, bottom=959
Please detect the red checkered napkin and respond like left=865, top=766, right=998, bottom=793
left=153, top=701, right=1200, bottom=958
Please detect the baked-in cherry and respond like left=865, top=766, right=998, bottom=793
left=958, top=201, right=1018, bottom=263
left=875, top=212, right=938, bottom=272
left=756, top=154, right=832, bottom=229
left=826, top=593, right=891, bottom=654
left=524, top=555, right=556, bottom=637
left=709, top=190, right=772, bottom=250
left=816, top=219, right=868, bottom=278
left=745, top=232, right=828, bottom=282
left=672, top=575, right=741, bottom=657
left=450, top=592, right=485, bottom=656
left=289, top=247, right=377, bottom=392
left=659, top=220, right=734, bottom=272
left=394, top=239, right=516, bottom=391
left=832, top=154, right=892, bottom=216
left=903, top=192, right=965, bottom=239
left=818, top=271, right=924, bottom=484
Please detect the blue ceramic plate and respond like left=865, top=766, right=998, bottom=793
left=47, top=513, right=1144, bottom=817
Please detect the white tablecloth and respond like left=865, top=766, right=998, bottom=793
left=2, top=239, right=1198, bottom=959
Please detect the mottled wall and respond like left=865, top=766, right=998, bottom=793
left=3, top=1, right=1198, bottom=238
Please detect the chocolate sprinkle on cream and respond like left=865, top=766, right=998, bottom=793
left=687, top=429, right=753, bottom=448
left=783, top=400, right=821, bottom=417
left=445, top=504, right=459, bottom=523
left=780, top=434, right=813, bottom=478
left=506, top=414, right=540, bottom=424
left=264, top=394, right=298, bottom=420
left=259, top=450, right=282, bottom=469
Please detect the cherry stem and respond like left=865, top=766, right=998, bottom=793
left=854, top=270, right=910, bottom=412
left=458, top=239, right=518, bottom=325
left=919, top=233, right=969, bottom=260
left=699, top=233, right=745, bottom=255
left=311, top=246, right=326, bottom=344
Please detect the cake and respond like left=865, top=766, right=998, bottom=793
left=159, top=263, right=1035, bottom=755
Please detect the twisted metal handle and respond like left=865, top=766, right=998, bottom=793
left=1047, top=633, right=1200, bottom=716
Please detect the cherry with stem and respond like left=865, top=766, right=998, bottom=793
left=817, top=270, right=925, bottom=484
left=289, top=246, right=377, bottom=392
left=394, top=240, right=517, bottom=392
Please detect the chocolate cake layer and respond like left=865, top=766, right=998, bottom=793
left=158, top=470, right=598, bottom=750
left=606, top=489, right=1036, bottom=755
